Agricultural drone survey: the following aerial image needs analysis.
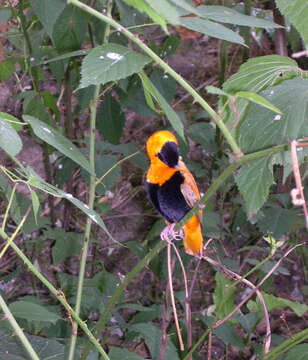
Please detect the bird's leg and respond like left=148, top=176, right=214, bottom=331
left=161, top=223, right=184, bottom=244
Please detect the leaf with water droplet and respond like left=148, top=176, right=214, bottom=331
left=79, top=44, right=151, bottom=88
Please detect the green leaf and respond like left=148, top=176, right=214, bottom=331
left=276, top=0, right=308, bottom=48
left=213, top=272, right=237, bottom=319
left=0, top=118, right=22, bottom=156
left=79, top=44, right=151, bottom=88
left=0, top=112, right=23, bottom=131
left=23, top=115, right=92, bottom=175
left=122, top=0, right=168, bottom=33
left=235, top=91, right=282, bottom=114
left=97, top=94, right=125, bottom=144
left=52, top=5, right=87, bottom=52
left=0, top=60, right=14, bottom=82
left=43, top=91, right=60, bottom=122
left=285, top=344, right=308, bottom=360
left=30, top=0, right=66, bottom=39
left=30, top=189, right=40, bottom=225
left=257, top=207, right=298, bottom=238
left=196, top=5, right=281, bottom=28
left=239, top=78, right=308, bottom=153
left=235, top=157, right=274, bottom=218
left=254, top=292, right=308, bottom=317
left=187, top=122, right=217, bottom=153
left=223, top=55, right=299, bottom=93
left=139, top=72, right=184, bottom=140
left=206, top=85, right=229, bottom=97
left=214, top=323, right=245, bottom=350
left=144, top=0, right=180, bottom=25
left=131, top=323, right=179, bottom=360
left=179, top=17, right=245, bottom=45
left=9, top=301, right=61, bottom=323
left=109, top=347, right=144, bottom=360
left=0, top=329, right=65, bottom=360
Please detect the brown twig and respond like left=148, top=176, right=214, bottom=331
left=167, top=243, right=185, bottom=351
left=290, top=140, right=308, bottom=227
left=207, top=329, right=212, bottom=360
left=203, top=243, right=304, bottom=354
left=57, top=289, right=77, bottom=335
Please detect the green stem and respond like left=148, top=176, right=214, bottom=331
left=67, top=85, right=100, bottom=360
left=0, top=295, right=40, bottom=360
left=0, top=228, right=109, bottom=359
left=67, top=0, right=242, bottom=155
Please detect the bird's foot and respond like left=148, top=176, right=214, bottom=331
left=160, top=223, right=184, bottom=244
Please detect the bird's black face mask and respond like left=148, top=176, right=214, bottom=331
left=157, top=141, right=179, bottom=168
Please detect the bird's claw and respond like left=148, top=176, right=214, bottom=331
left=160, top=223, right=184, bottom=244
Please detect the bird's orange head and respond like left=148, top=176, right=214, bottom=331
left=146, top=131, right=179, bottom=168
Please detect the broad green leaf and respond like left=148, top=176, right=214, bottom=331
left=196, top=5, right=281, bottom=28
left=257, top=207, right=298, bottom=238
left=122, top=0, right=168, bottom=32
left=144, top=0, right=180, bottom=25
left=0, top=118, right=22, bottom=156
left=30, top=189, right=40, bottom=225
left=0, top=112, right=23, bottom=131
left=214, top=323, right=245, bottom=350
left=0, top=329, right=65, bottom=360
left=235, top=157, right=274, bottom=218
left=109, top=347, right=144, bottom=360
left=239, top=78, right=308, bottom=152
left=9, top=301, right=61, bottom=323
left=52, top=5, right=87, bottom=52
left=187, top=122, right=217, bottom=153
left=80, top=44, right=151, bottom=88
left=235, top=91, right=282, bottom=114
left=23, top=115, right=92, bottom=175
left=276, top=0, right=308, bottom=48
left=285, top=344, right=308, bottom=360
left=0, top=60, right=14, bottom=82
left=139, top=72, right=184, bottom=140
left=213, top=272, right=237, bottom=319
left=30, top=0, right=66, bottom=39
left=251, top=292, right=308, bottom=317
left=223, top=55, right=299, bottom=93
left=179, top=17, right=245, bottom=45
left=132, top=323, right=179, bottom=360
left=97, top=94, right=125, bottom=144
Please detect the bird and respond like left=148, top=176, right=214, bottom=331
left=145, top=130, right=203, bottom=256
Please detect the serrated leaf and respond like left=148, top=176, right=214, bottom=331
left=213, top=272, right=237, bottom=319
left=196, top=5, right=281, bottom=28
left=30, top=189, right=40, bottom=225
left=223, top=55, right=299, bottom=93
left=97, top=95, right=125, bottom=144
left=239, top=78, right=308, bottom=153
left=109, top=347, right=144, bottom=360
left=30, top=0, right=66, bottom=39
left=235, top=91, right=282, bottom=114
left=259, top=292, right=308, bottom=317
left=285, top=344, right=308, bottom=360
left=276, top=0, right=308, bottom=48
left=187, top=122, right=217, bottom=153
left=257, top=207, right=298, bottom=238
left=80, top=44, right=151, bottom=88
left=131, top=323, right=179, bottom=360
left=0, top=118, right=22, bottom=156
left=23, top=115, right=92, bottom=175
left=0, top=329, right=65, bottom=360
left=235, top=157, right=274, bottom=218
left=179, top=17, right=245, bottom=45
left=52, top=5, right=87, bottom=52
left=9, top=301, right=61, bottom=323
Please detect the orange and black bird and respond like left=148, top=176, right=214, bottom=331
left=146, top=130, right=203, bottom=256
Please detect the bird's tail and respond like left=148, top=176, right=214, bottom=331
left=183, top=215, right=203, bottom=256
